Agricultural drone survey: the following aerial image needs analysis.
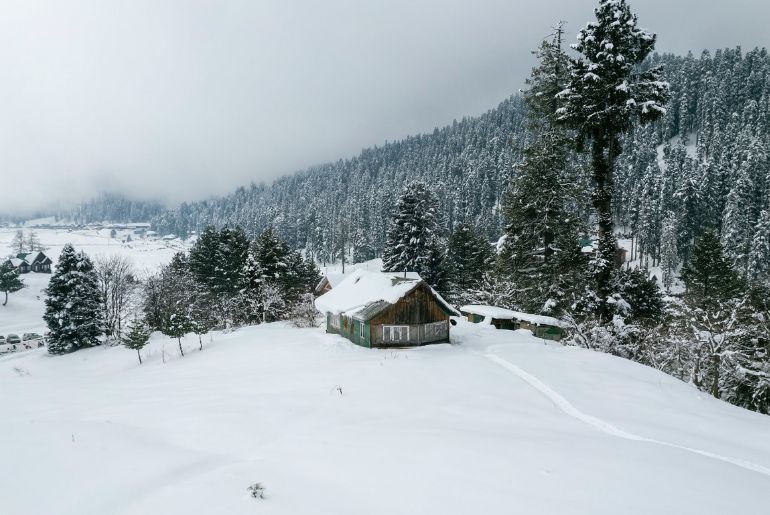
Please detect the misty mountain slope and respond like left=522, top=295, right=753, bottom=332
left=2, top=321, right=769, bottom=515
left=142, top=47, right=770, bottom=266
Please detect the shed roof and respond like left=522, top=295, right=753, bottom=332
left=315, top=270, right=457, bottom=320
left=460, top=304, right=567, bottom=328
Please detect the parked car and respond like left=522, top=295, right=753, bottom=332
left=7, top=334, right=21, bottom=344
left=0, top=335, right=5, bottom=344
left=22, top=333, right=43, bottom=342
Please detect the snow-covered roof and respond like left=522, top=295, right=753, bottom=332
left=8, top=258, right=27, bottom=267
left=460, top=305, right=567, bottom=328
left=315, top=270, right=456, bottom=319
left=318, top=272, right=348, bottom=289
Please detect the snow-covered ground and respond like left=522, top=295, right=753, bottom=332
left=2, top=321, right=769, bottom=514
left=0, top=227, right=186, bottom=335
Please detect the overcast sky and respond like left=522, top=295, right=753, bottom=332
left=1, top=0, right=767, bottom=216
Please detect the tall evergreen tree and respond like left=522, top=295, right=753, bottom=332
left=660, top=211, right=679, bottom=292
left=747, top=208, right=770, bottom=285
left=445, top=222, right=492, bottom=304
left=44, top=244, right=103, bottom=354
left=382, top=181, right=446, bottom=289
left=0, top=260, right=24, bottom=306
left=681, top=229, right=742, bottom=303
left=558, top=0, right=669, bottom=316
left=497, top=27, right=585, bottom=313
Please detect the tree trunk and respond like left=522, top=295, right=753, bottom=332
left=137, top=349, right=142, bottom=364
left=198, top=334, right=203, bottom=351
left=711, top=354, right=720, bottom=398
left=3, top=291, right=7, bottom=307
left=178, top=337, right=185, bottom=357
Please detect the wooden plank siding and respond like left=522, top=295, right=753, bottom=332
left=324, top=283, right=453, bottom=348
left=368, top=284, right=452, bottom=347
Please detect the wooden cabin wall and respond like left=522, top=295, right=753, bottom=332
left=369, top=284, right=449, bottom=326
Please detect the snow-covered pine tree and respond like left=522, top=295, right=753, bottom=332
left=681, top=229, right=742, bottom=303
left=557, top=0, right=669, bottom=316
left=0, top=260, right=24, bottom=306
left=382, top=181, right=446, bottom=290
left=188, top=226, right=220, bottom=292
left=659, top=211, right=679, bottom=292
left=497, top=27, right=585, bottom=314
left=122, top=318, right=151, bottom=364
left=721, top=157, right=756, bottom=274
left=747, top=208, right=770, bottom=285
left=43, top=244, right=103, bottom=354
left=445, top=222, right=492, bottom=304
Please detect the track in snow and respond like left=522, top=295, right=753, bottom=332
left=484, top=353, right=770, bottom=478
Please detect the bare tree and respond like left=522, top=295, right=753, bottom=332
left=95, top=255, right=139, bottom=342
left=9, top=230, right=24, bottom=254
left=258, top=282, right=285, bottom=323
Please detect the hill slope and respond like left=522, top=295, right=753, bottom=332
left=2, top=321, right=769, bottom=514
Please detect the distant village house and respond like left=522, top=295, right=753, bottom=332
left=5, top=251, right=52, bottom=274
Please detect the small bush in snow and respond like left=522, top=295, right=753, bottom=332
left=247, top=483, right=266, bottom=499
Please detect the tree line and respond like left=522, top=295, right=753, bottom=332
left=42, top=227, right=319, bottom=362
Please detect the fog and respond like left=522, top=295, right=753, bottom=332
left=1, top=0, right=767, bottom=216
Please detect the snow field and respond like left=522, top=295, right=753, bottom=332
left=2, top=320, right=769, bottom=514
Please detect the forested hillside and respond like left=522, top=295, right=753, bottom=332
left=146, top=47, right=770, bottom=273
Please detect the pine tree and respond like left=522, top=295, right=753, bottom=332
left=0, top=260, right=24, bottom=306
left=558, top=0, right=669, bottom=316
left=445, top=223, right=492, bottom=304
left=660, top=211, right=679, bottom=292
left=43, top=244, right=103, bottom=354
left=681, top=229, right=742, bottom=303
left=188, top=226, right=220, bottom=291
left=721, top=158, right=755, bottom=274
left=382, top=181, right=446, bottom=290
left=497, top=27, right=585, bottom=314
left=122, top=318, right=151, bottom=364
left=747, top=208, right=770, bottom=285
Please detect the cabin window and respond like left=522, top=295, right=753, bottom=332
left=330, top=315, right=340, bottom=329
left=426, top=321, right=448, bottom=339
left=383, top=325, right=409, bottom=343
left=359, top=322, right=365, bottom=339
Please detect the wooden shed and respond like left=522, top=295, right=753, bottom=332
left=460, top=304, right=567, bottom=341
left=315, top=270, right=458, bottom=348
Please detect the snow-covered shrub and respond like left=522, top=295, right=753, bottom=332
left=247, top=483, right=266, bottom=499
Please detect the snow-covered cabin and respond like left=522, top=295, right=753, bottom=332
left=460, top=304, right=567, bottom=341
left=6, top=257, right=29, bottom=274
left=28, top=251, right=52, bottom=273
left=315, top=270, right=458, bottom=348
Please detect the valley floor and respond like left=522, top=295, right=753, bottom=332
left=2, top=321, right=769, bottom=514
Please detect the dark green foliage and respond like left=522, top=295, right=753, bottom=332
left=445, top=223, right=492, bottom=304
left=682, top=229, right=743, bottom=303
left=44, top=244, right=103, bottom=354
left=0, top=260, right=24, bottom=306
left=612, top=267, right=664, bottom=323
left=382, top=181, right=446, bottom=290
left=558, top=0, right=669, bottom=315
left=122, top=318, right=151, bottom=364
left=188, top=226, right=220, bottom=290
left=495, top=28, right=587, bottom=315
